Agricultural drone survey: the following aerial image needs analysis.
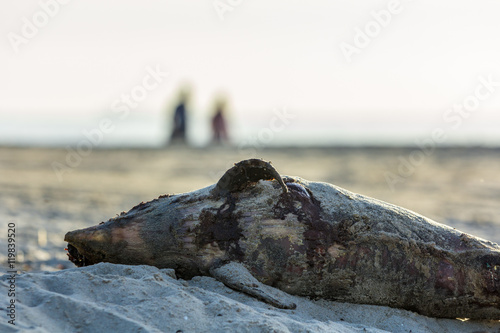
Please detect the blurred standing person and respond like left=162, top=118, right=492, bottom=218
left=211, top=97, right=229, bottom=144
left=169, top=88, right=190, bottom=145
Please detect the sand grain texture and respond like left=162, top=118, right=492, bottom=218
left=3, top=263, right=500, bottom=333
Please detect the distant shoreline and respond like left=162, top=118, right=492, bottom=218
left=1, top=143, right=499, bottom=151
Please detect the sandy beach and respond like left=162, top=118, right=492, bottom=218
left=1, top=146, right=500, bottom=332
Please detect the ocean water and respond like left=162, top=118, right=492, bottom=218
left=1, top=112, right=499, bottom=148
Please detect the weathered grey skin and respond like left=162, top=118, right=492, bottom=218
left=65, top=159, right=500, bottom=319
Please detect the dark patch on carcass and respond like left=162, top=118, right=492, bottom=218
left=273, top=182, right=335, bottom=273
left=429, top=255, right=467, bottom=297
left=212, top=159, right=287, bottom=197
left=195, top=195, right=245, bottom=261
left=285, top=182, right=310, bottom=198
left=479, top=254, right=500, bottom=295
left=273, top=182, right=322, bottom=223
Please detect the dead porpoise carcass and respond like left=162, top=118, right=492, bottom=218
left=65, top=159, right=500, bottom=319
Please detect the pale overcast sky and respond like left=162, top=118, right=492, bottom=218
left=1, top=0, right=500, bottom=146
